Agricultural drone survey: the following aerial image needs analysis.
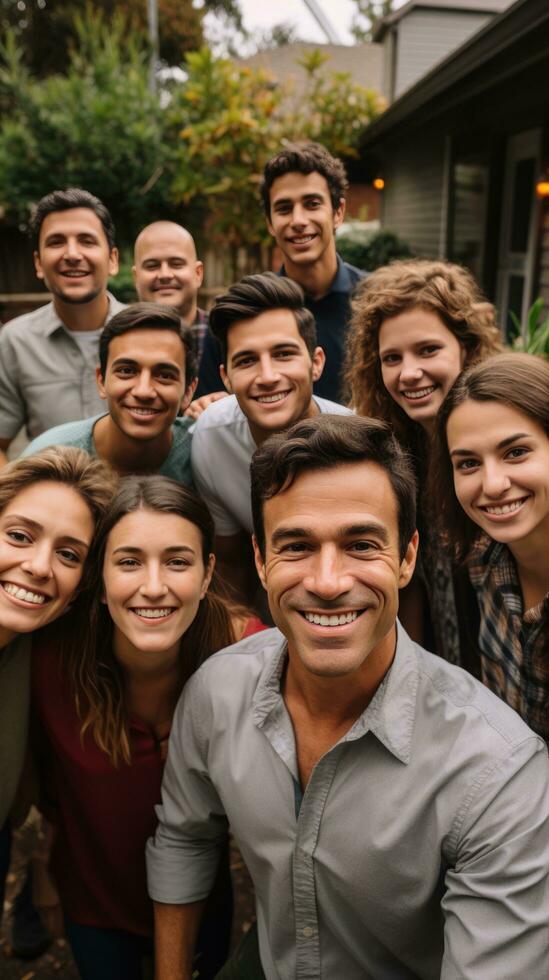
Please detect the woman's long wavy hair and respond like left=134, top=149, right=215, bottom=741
left=345, top=259, right=503, bottom=468
left=63, top=475, right=237, bottom=766
left=429, top=352, right=549, bottom=561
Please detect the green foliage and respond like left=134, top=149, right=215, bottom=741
left=0, top=13, right=383, bottom=259
left=336, top=228, right=411, bottom=270
left=0, top=0, right=243, bottom=77
left=109, top=253, right=138, bottom=304
left=0, top=12, right=171, bottom=243
left=350, top=1, right=395, bottom=42
left=290, top=50, right=384, bottom=160
left=509, top=298, right=549, bottom=358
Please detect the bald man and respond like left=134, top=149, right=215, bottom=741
left=133, top=222, right=222, bottom=397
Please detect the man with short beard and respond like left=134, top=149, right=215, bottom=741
left=0, top=188, right=124, bottom=466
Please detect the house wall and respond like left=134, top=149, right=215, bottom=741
left=380, top=130, right=446, bottom=256
left=393, top=10, right=492, bottom=98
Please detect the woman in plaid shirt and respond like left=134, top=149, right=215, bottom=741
left=432, top=352, right=549, bottom=742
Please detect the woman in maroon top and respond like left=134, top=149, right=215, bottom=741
left=32, top=476, right=263, bottom=980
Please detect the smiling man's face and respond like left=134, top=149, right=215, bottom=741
left=34, top=207, right=118, bottom=306
left=254, top=462, right=418, bottom=680
left=266, top=171, right=344, bottom=275
left=221, top=309, right=325, bottom=445
left=97, top=328, right=192, bottom=442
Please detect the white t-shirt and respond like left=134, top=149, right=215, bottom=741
left=191, top=394, right=352, bottom=537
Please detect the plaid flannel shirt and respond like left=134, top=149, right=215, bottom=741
left=468, top=536, right=549, bottom=743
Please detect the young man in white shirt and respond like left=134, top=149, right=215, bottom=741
left=190, top=272, right=350, bottom=597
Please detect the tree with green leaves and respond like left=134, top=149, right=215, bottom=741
left=350, top=1, right=395, bottom=42
left=0, top=10, right=383, bottom=265
left=0, top=0, right=242, bottom=76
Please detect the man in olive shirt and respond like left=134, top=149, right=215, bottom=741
left=0, top=188, right=124, bottom=466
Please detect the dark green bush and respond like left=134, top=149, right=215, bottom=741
left=337, top=229, right=412, bottom=271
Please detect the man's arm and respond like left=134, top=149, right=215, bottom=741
left=442, top=738, right=549, bottom=979
left=0, top=330, right=26, bottom=458
left=154, top=899, right=206, bottom=980
left=147, top=673, right=229, bottom=975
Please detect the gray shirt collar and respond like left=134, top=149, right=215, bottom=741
left=251, top=624, right=418, bottom=766
left=43, top=291, right=120, bottom=337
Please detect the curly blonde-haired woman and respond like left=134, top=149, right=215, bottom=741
left=345, top=259, right=503, bottom=665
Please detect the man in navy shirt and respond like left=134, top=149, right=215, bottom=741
left=195, top=143, right=363, bottom=411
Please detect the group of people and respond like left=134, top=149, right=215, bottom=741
left=0, top=140, right=548, bottom=980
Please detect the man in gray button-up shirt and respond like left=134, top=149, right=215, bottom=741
left=147, top=415, right=549, bottom=980
left=0, top=188, right=124, bottom=465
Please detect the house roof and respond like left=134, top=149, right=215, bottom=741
left=236, top=43, right=383, bottom=96
left=373, top=0, right=510, bottom=40
left=361, top=0, right=549, bottom=146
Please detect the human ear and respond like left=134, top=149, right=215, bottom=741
left=181, top=377, right=198, bottom=412
left=398, top=530, right=419, bottom=588
left=96, top=365, right=107, bottom=399
left=200, top=554, right=215, bottom=599
left=220, top=365, right=232, bottom=394
left=311, top=346, right=325, bottom=382
left=252, top=535, right=267, bottom=591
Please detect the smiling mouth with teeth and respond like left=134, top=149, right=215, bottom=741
left=2, top=582, right=48, bottom=605
left=302, top=610, right=361, bottom=627
left=255, top=392, right=289, bottom=404
left=479, top=497, right=529, bottom=516
left=130, top=607, right=175, bottom=620
left=401, top=386, right=436, bottom=400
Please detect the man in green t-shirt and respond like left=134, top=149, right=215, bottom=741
left=24, top=304, right=197, bottom=484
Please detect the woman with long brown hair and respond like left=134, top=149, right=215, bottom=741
left=346, top=259, right=502, bottom=662
left=430, top=352, right=549, bottom=741
left=0, top=447, right=116, bottom=924
left=31, top=476, right=263, bottom=980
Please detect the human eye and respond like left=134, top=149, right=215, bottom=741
left=157, top=369, right=177, bottom=382
left=116, top=365, right=136, bottom=377
left=80, top=236, right=98, bottom=247
left=167, top=557, right=191, bottom=569
left=57, top=548, right=81, bottom=565
left=280, top=541, right=310, bottom=555
left=234, top=356, right=254, bottom=369
left=275, top=349, right=295, bottom=360
left=6, top=529, right=33, bottom=545
left=118, top=557, right=140, bottom=568
left=420, top=344, right=441, bottom=356
left=349, top=540, right=376, bottom=554
left=380, top=352, right=400, bottom=365
left=454, top=458, right=479, bottom=472
left=505, top=446, right=530, bottom=460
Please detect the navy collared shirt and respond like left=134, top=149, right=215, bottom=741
left=197, top=256, right=365, bottom=402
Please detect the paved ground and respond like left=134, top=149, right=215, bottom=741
left=0, top=819, right=255, bottom=979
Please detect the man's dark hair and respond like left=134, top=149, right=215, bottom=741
left=30, top=188, right=116, bottom=251
left=209, top=272, right=317, bottom=364
left=261, top=142, right=349, bottom=216
left=251, top=414, right=417, bottom=559
left=99, top=302, right=197, bottom=385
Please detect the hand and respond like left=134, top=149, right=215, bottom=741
left=184, top=391, right=228, bottom=421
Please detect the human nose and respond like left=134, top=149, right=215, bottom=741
left=481, top=460, right=512, bottom=498
left=302, top=546, right=353, bottom=601
left=398, top=356, right=423, bottom=384
left=139, top=562, right=168, bottom=599
left=64, top=237, right=82, bottom=261
left=257, top=355, right=282, bottom=386
left=290, top=203, right=308, bottom=228
left=158, top=261, right=173, bottom=280
left=21, top=542, right=53, bottom=581
left=132, top=369, right=155, bottom=399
